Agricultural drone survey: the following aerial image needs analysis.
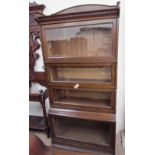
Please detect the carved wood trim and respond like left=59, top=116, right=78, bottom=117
left=37, top=3, right=120, bottom=24
left=29, top=31, right=40, bottom=72
left=29, top=14, right=39, bottom=26
left=55, top=4, right=119, bottom=15
left=29, top=2, right=46, bottom=87
left=29, top=2, right=45, bottom=26
left=29, top=2, right=45, bottom=12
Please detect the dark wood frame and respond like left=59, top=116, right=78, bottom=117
left=40, top=18, right=117, bottom=63
left=37, top=2, right=120, bottom=154
left=49, top=114, right=116, bottom=153
left=48, top=87, right=116, bottom=113
left=29, top=2, right=50, bottom=137
left=46, top=63, right=117, bottom=89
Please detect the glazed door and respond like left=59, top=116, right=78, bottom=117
left=42, top=19, right=117, bottom=62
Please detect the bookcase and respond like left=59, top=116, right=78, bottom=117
left=38, top=2, right=120, bottom=154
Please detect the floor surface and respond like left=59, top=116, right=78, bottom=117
left=31, top=131, right=51, bottom=146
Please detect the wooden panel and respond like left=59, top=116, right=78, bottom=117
left=29, top=93, right=41, bottom=101
left=49, top=108, right=116, bottom=122
left=52, top=147, right=93, bottom=155
left=37, top=3, right=120, bottom=25
left=30, top=72, right=46, bottom=85
left=51, top=145, right=114, bottom=155
left=55, top=4, right=119, bottom=15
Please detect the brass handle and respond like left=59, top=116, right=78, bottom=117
left=73, top=83, right=79, bottom=89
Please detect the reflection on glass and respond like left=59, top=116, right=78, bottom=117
left=53, top=89, right=111, bottom=108
left=50, top=67, right=112, bottom=83
left=54, top=117, right=111, bottom=145
left=45, top=23, right=112, bottom=58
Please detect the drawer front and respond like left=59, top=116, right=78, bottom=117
left=46, top=63, right=116, bottom=89
left=49, top=87, right=115, bottom=113
left=50, top=116, right=115, bottom=152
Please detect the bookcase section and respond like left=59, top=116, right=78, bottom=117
left=45, top=23, right=113, bottom=59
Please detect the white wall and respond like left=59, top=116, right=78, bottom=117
left=29, top=0, right=125, bottom=131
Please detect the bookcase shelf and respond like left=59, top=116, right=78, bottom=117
left=53, top=117, right=111, bottom=146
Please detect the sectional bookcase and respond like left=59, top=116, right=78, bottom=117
left=38, top=2, right=120, bottom=154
